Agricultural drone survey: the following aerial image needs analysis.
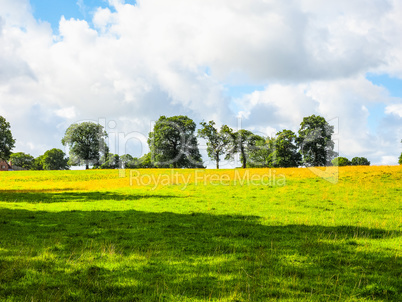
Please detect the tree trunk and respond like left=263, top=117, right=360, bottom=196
left=216, top=154, right=219, bottom=169
left=241, top=147, right=246, bottom=168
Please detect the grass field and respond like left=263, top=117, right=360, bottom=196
left=0, top=166, right=401, bottom=301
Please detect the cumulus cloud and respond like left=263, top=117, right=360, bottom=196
left=235, top=76, right=401, bottom=164
left=385, top=104, right=402, bottom=117
left=0, top=0, right=401, bottom=165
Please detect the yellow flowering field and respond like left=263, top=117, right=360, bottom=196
left=0, top=165, right=401, bottom=301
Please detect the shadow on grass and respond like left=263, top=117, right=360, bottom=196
left=0, top=189, right=77, bottom=193
left=0, top=191, right=178, bottom=203
left=0, top=209, right=401, bottom=301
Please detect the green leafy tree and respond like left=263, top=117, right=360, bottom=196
left=97, top=152, right=109, bottom=169
left=120, top=154, right=134, bottom=168
left=100, top=153, right=121, bottom=169
left=31, top=155, right=44, bottom=170
left=137, top=152, right=155, bottom=168
left=351, top=157, right=370, bottom=166
left=10, top=152, right=34, bottom=170
left=0, top=116, right=16, bottom=160
left=297, top=115, right=337, bottom=166
left=271, top=130, right=301, bottom=168
left=198, top=121, right=233, bottom=169
left=332, top=157, right=351, bottom=166
left=62, top=122, right=108, bottom=169
left=124, top=157, right=139, bottom=169
left=148, top=116, right=203, bottom=168
left=111, top=154, right=121, bottom=169
left=247, top=136, right=274, bottom=168
left=399, top=153, right=402, bottom=165
left=42, top=149, right=69, bottom=170
left=123, top=153, right=155, bottom=169
left=226, top=130, right=261, bottom=169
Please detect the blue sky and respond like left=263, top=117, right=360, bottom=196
left=366, top=74, right=402, bottom=98
left=32, top=0, right=111, bottom=28
left=31, top=0, right=137, bottom=31
left=1, top=0, right=401, bottom=166
left=366, top=74, right=402, bottom=133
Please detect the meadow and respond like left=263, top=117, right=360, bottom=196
left=0, top=166, right=401, bottom=301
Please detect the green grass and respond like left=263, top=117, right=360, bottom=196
left=0, top=167, right=401, bottom=301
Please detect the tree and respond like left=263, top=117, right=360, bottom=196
left=271, top=130, right=301, bottom=168
left=0, top=116, right=15, bottom=160
left=100, top=153, right=121, bottom=169
left=198, top=121, right=233, bottom=169
left=351, top=157, right=370, bottom=166
left=110, top=154, right=121, bottom=169
left=226, top=130, right=260, bottom=169
left=297, top=115, right=337, bottom=166
left=10, top=152, right=35, bottom=170
left=61, top=122, right=108, bottom=169
left=31, top=155, right=44, bottom=170
left=332, top=157, right=351, bottom=166
left=42, top=149, right=69, bottom=170
left=247, top=136, right=274, bottom=168
left=123, top=153, right=156, bottom=169
left=120, top=154, right=134, bottom=168
left=399, top=153, right=402, bottom=165
left=137, top=152, right=155, bottom=168
left=148, top=115, right=204, bottom=168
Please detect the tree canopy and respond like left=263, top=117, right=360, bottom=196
left=42, top=148, right=70, bottom=170
left=120, top=154, right=134, bottom=169
left=351, top=157, right=370, bottom=166
left=148, top=116, right=204, bottom=168
left=226, top=130, right=261, bottom=169
left=0, top=116, right=15, bottom=161
left=61, top=122, right=108, bottom=169
left=247, top=130, right=301, bottom=168
left=10, top=152, right=34, bottom=170
left=271, top=130, right=301, bottom=168
left=198, top=121, right=233, bottom=169
left=332, top=157, right=351, bottom=166
left=247, top=136, right=274, bottom=168
left=297, top=115, right=337, bottom=167
left=31, top=155, right=45, bottom=170
left=99, top=153, right=121, bottom=169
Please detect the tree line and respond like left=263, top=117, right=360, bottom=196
left=1, top=114, right=388, bottom=170
left=331, top=156, right=370, bottom=166
left=59, top=114, right=365, bottom=169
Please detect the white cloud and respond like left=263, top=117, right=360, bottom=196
left=236, top=76, right=401, bottom=164
left=0, top=0, right=401, bottom=165
left=385, top=104, right=402, bottom=117
left=56, top=107, right=76, bottom=119
left=380, top=155, right=398, bottom=165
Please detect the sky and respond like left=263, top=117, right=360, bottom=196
left=0, top=0, right=401, bottom=168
